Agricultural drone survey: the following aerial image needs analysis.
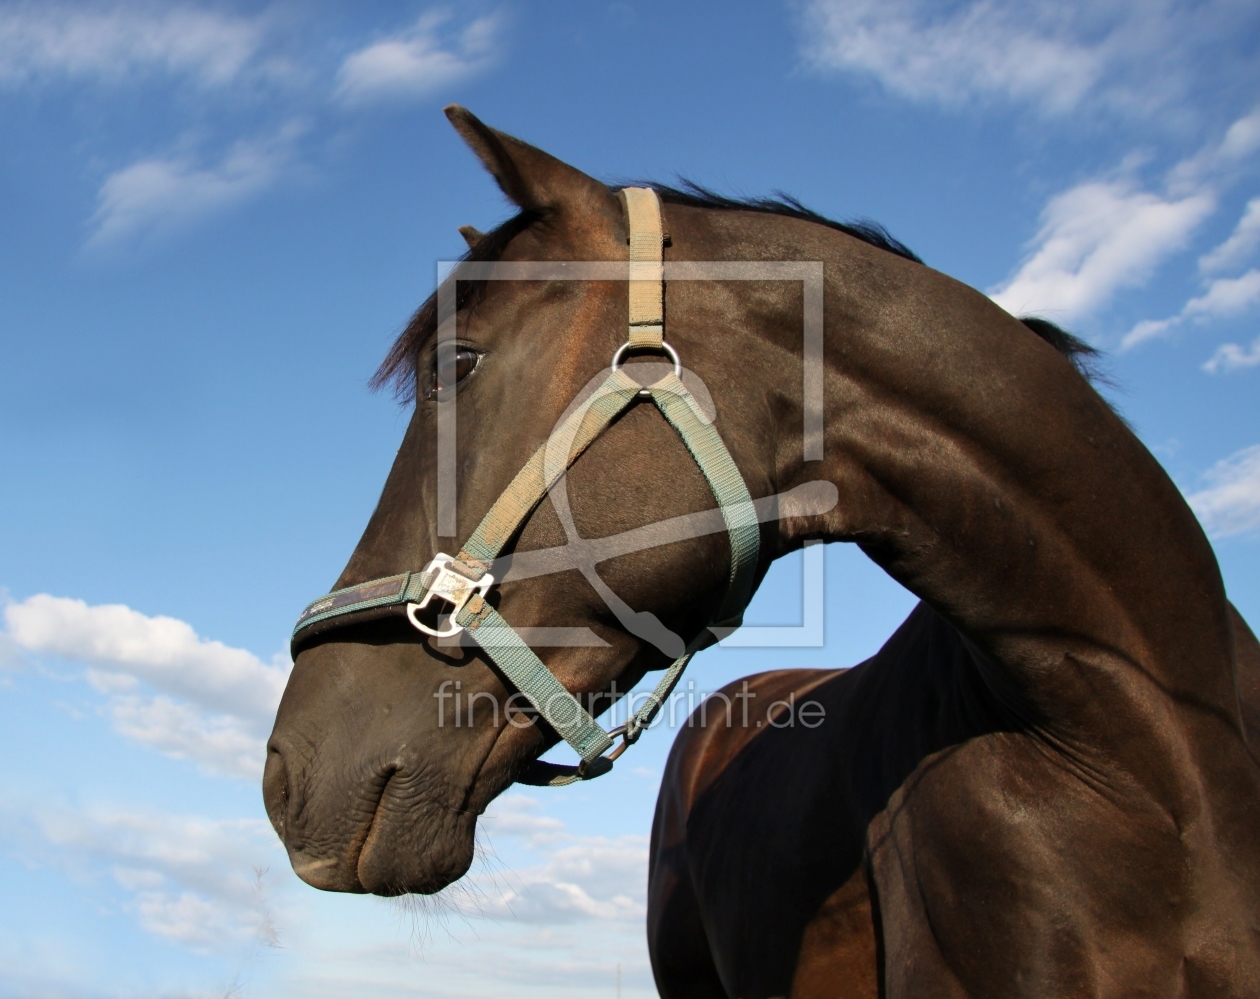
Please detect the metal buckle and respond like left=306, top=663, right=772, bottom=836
left=405, top=553, right=494, bottom=638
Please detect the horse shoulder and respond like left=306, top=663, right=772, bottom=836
left=649, top=667, right=878, bottom=999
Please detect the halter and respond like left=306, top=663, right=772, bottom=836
left=291, top=189, right=761, bottom=786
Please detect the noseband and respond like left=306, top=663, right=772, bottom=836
left=291, top=189, right=761, bottom=786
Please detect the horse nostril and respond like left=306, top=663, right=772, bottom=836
left=262, top=745, right=290, bottom=839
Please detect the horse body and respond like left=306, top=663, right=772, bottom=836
left=651, top=605, right=1260, bottom=997
left=264, top=108, right=1260, bottom=994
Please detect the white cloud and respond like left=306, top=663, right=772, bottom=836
left=2, top=7, right=507, bottom=248
left=491, top=836, right=648, bottom=925
left=0, top=632, right=24, bottom=672
left=1122, top=269, right=1260, bottom=349
left=6, top=594, right=287, bottom=722
left=799, top=0, right=1104, bottom=115
left=0, top=7, right=309, bottom=250
left=1170, top=109, right=1260, bottom=194
left=480, top=794, right=565, bottom=845
left=1204, top=336, right=1260, bottom=374
left=1184, top=270, right=1260, bottom=317
left=1200, top=197, right=1260, bottom=274
left=989, top=178, right=1213, bottom=321
left=398, top=794, right=649, bottom=929
left=1219, top=112, right=1260, bottom=163
left=1186, top=444, right=1260, bottom=538
left=335, top=10, right=500, bottom=106
left=798, top=0, right=1258, bottom=120
left=1113, top=108, right=1260, bottom=349
left=0, top=4, right=264, bottom=87
left=2, top=793, right=651, bottom=992
left=84, top=123, right=304, bottom=250
left=106, top=694, right=268, bottom=779
left=9, top=801, right=282, bottom=951
left=992, top=106, right=1260, bottom=330
left=466, top=795, right=648, bottom=926
left=4, top=594, right=288, bottom=777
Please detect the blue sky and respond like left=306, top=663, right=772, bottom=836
left=1, top=1, right=1258, bottom=996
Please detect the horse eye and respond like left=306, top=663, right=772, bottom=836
left=424, top=346, right=481, bottom=399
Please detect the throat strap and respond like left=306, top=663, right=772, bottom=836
left=648, top=373, right=759, bottom=625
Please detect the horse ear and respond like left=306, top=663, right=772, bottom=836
left=458, top=225, right=484, bottom=249
left=444, top=105, right=611, bottom=213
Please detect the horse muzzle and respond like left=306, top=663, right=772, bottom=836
left=263, top=641, right=482, bottom=895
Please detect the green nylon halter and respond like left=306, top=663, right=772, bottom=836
left=291, top=189, right=761, bottom=786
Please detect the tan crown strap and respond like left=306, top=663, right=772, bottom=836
left=621, top=187, right=665, bottom=349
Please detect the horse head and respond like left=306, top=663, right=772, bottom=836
left=263, top=108, right=785, bottom=895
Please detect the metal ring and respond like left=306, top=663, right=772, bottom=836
left=610, top=340, right=682, bottom=379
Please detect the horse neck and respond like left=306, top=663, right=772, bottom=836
left=727, top=227, right=1239, bottom=726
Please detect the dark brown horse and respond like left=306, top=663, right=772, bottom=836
left=263, top=108, right=1260, bottom=995
left=649, top=605, right=1260, bottom=997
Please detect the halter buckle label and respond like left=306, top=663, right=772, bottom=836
left=406, top=554, right=494, bottom=639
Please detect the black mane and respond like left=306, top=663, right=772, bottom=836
left=372, top=186, right=1101, bottom=400
left=1017, top=316, right=1104, bottom=382
left=648, top=180, right=923, bottom=264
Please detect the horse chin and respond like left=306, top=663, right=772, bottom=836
left=349, top=731, right=535, bottom=896
left=355, top=797, right=477, bottom=896
left=283, top=791, right=477, bottom=897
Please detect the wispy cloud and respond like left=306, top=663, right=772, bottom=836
left=486, top=835, right=649, bottom=925
left=797, top=0, right=1259, bottom=120
left=102, top=692, right=269, bottom=780
left=335, top=10, right=500, bottom=106
left=799, top=0, right=1103, bottom=115
left=4, top=594, right=289, bottom=777
left=5, top=800, right=282, bottom=952
left=1123, top=269, right=1260, bottom=349
left=480, top=793, right=566, bottom=845
left=1200, top=197, right=1260, bottom=274
left=0, top=4, right=265, bottom=87
left=1107, top=111, right=1260, bottom=349
left=1168, top=109, right=1260, bottom=195
left=0, top=631, right=24, bottom=673
left=991, top=108, right=1260, bottom=330
left=2, top=7, right=508, bottom=248
left=458, top=795, right=648, bottom=926
left=5, top=594, right=286, bottom=720
left=1186, top=444, right=1260, bottom=538
left=989, top=177, right=1213, bottom=322
left=1204, top=336, right=1260, bottom=374
left=84, top=123, right=304, bottom=251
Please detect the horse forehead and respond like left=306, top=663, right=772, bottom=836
left=497, top=209, right=623, bottom=260
left=470, top=269, right=621, bottom=354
